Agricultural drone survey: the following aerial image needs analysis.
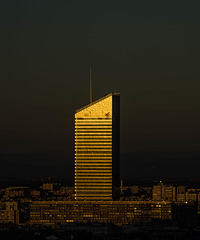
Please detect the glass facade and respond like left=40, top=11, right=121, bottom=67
left=75, top=93, right=120, bottom=200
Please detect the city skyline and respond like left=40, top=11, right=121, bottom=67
left=0, top=0, right=200, bottom=180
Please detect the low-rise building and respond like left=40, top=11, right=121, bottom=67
left=30, top=200, right=171, bottom=226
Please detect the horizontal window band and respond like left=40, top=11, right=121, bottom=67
left=76, top=140, right=112, bottom=142
left=75, top=162, right=112, bottom=164
left=75, top=141, right=112, bottom=145
left=75, top=149, right=112, bottom=151
left=76, top=152, right=112, bottom=154
left=75, top=147, right=112, bottom=149
left=76, top=147, right=112, bottom=149
left=75, top=119, right=112, bottom=122
left=76, top=143, right=112, bottom=145
left=76, top=149, right=112, bottom=151
left=76, top=156, right=112, bottom=158
left=75, top=140, right=112, bottom=142
left=75, top=161, right=112, bottom=163
left=75, top=165, right=112, bottom=170
left=75, top=139, right=112, bottom=141
left=75, top=129, right=112, bottom=131
left=75, top=132, right=112, bottom=134
left=75, top=167, right=112, bottom=169
left=75, top=165, right=112, bottom=168
left=75, top=117, right=112, bottom=118
left=75, top=144, right=112, bottom=148
left=75, top=142, right=112, bottom=144
left=75, top=127, right=112, bottom=129
left=75, top=125, right=112, bottom=127
left=75, top=118, right=112, bottom=120
left=75, top=169, right=112, bottom=171
left=75, top=164, right=112, bottom=167
left=75, top=128, right=112, bottom=130
left=75, top=122, right=112, bottom=123
left=75, top=164, right=112, bottom=166
left=75, top=132, right=112, bottom=135
left=75, top=121, right=112, bottom=123
left=75, top=119, right=112, bottom=120
left=75, top=137, right=112, bottom=139
left=75, top=152, right=112, bottom=155
left=75, top=156, right=113, bottom=158
left=75, top=135, right=112, bottom=137
left=75, top=147, right=112, bottom=150
left=75, top=122, right=112, bottom=124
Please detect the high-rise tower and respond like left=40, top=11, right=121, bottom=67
left=75, top=92, right=120, bottom=200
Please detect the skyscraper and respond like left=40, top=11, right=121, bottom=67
left=75, top=92, right=120, bottom=200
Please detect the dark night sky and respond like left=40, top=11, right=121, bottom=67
left=0, top=0, right=200, bottom=182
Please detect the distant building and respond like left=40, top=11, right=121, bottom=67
left=186, top=192, right=197, bottom=203
left=30, top=200, right=171, bottom=226
left=176, top=186, right=186, bottom=202
left=153, top=182, right=163, bottom=201
left=131, top=186, right=139, bottom=195
left=42, top=183, right=54, bottom=192
left=164, top=186, right=176, bottom=202
left=153, top=182, right=176, bottom=201
left=75, top=93, right=120, bottom=200
left=0, top=201, right=19, bottom=224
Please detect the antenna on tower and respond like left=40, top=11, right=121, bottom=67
left=90, top=65, right=93, bottom=103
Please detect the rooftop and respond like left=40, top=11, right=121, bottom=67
left=76, top=92, right=120, bottom=113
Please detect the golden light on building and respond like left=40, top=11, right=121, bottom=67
left=75, top=92, right=120, bottom=200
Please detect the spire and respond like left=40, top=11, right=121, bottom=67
left=90, top=65, right=93, bottom=103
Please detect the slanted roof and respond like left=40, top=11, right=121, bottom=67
left=76, top=92, right=120, bottom=113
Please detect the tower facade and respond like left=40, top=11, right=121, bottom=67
left=75, top=92, right=120, bottom=200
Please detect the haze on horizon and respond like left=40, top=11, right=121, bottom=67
left=0, top=0, right=200, bottom=181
